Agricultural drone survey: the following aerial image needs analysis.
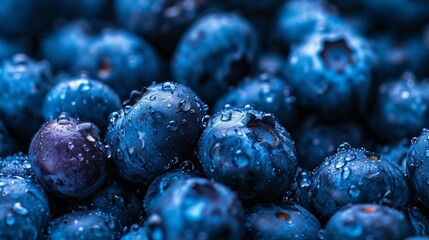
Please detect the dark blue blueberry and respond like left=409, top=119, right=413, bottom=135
left=0, top=154, right=34, bottom=179
left=105, top=82, right=207, bottom=184
left=213, top=74, right=298, bottom=131
left=324, top=204, right=414, bottom=240
left=198, top=107, right=297, bottom=201
left=0, top=0, right=57, bottom=36
left=373, top=34, right=429, bottom=79
left=376, top=139, right=409, bottom=172
left=0, top=54, right=53, bottom=146
left=41, top=20, right=97, bottom=71
left=115, top=0, right=210, bottom=54
left=0, top=36, right=29, bottom=60
left=47, top=210, right=122, bottom=240
left=42, top=74, right=121, bottom=133
left=147, top=178, right=245, bottom=240
left=407, top=129, right=429, bottom=209
left=296, top=117, right=366, bottom=171
left=121, top=224, right=149, bottom=240
left=58, top=0, right=113, bottom=20
left=246, top=203, right=321, bottom=240
left=256, top=52, right=287, bottom=78
left=274, top=0, right=343, bottom=50
left=0, top=176, right=50, bottom=240
left=311, top=144, right=410, bottom=219
left=0, top=120, right=15, bottom=157
left=287, top=29, right=376, bottom=121
left=144, top=162, right=202, bottom=215
left=282, top=168, right=314, bottom=212
left=406, top=205, right=429, bottom=236
left=369, top=74, right=429, bottom=143
left=73, top=29, right=161, bottom=99
left=172, top=12, right=258, bottom=104
left=29, top=114, right=107, bottom=199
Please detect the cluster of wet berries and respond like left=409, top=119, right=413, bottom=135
left=1, top=0, right=429, bottom=239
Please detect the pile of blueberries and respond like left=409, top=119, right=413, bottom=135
left=2, top=0, right=429, bottom=239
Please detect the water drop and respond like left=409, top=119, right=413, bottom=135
left=78, top=80, right=92, bottom=92
left=161, top=82, right=176, bottom=92
left=178, top=100, right=191, bottom=112
left=105, top=145, right=112, bottom=158
left=167, top=121, right=178, bottom=131
left=57, top=114, right=71, bottom=125
left=233, top=150, right=249, bottom=168
left=68, top=142, right=75, bottom=150
left=337, top=142, right=351, bottom=153
left=13, top=202, right=28, bottom=215
left=220, top=111, right=232, bottom=121
left=244, top=104, right=253, bottom=111
left=411, top=137, right=418, bottom=144
left=180, top=160, right=194, bottom=175
left=342, top=167, right=351, bottom=179
left=5, top=213, right=15, bottom=225
left=348, top=185, right=360, bottom=198
left=335, top=158, right=346, bottom=169
left=345, top=154, right=356, bottom=161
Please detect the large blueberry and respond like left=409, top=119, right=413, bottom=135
left=47, top=210, right=122, bottom=240
left=287, top=29, right=376, bottom=121
left=115, top=0, right=209, bottom=54
left=0, top=154, right=34, bottom=179
left=73, top=29, right=160, bottom=99
left=311, top=144, right=410, bottom=219
left=29, top=114, right=107, bottom=199
left=41, top=20, right=97, bottom=71
left=295, top=117, right=366, bottom=171
left=0, top=120, right=15, bottom=157
left=147, top=178, right=245, bottom=240
left=144, top=162, right=202, bottom=215
left=0, top=54, right=53, bottom=146
left=324, top=204, right=414, bottom=240
left=172, top=12, right=258, bottom=104
left=246, top=203, right=321, bottom=240
left=213, top=74, right=298, bottom=131
left=0, top=176, right=50, bottom=240
left=369, top=74, right=429, bottom=142
left=42, top=75, right=121, bottom=133
left=105, top=82, right=207, bottom=184
left=407, top=129, right=429, bottom=209
left=198, top=107, right=297, bottom=201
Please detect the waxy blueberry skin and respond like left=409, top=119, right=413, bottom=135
left=115, top=0, right=210, bottom=54
left=213, top=74, right=298, bottom=131
left=105, top=82, right=207, bottom=184
left=311, top=144, right=410, bottom=219
left=324, top=204, right=414, bottom=240
left=47, top=210, right=122, bottom=240
left=0, top=176, right=50, bottom=240
left=0, top=54, right=53, bottom=146
left=29, top=115, right=107, bottom=199
left=147, top=178, right=245, bottom=240
left=42, top=75, right=121, bottom=133
left=73, top=29, right=161, bottom=99
left=172, top=12, right=258, bottom=104
left=407, top=129, right=429, bottom=209
left=246, top=203, right=321, bottom=240
left=287, top=29, right=376, bottom=121
left=198, top=108, right=297, bottom=201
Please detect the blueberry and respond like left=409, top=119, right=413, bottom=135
left=311, top=144, right=409, bottom=219
left=29, top=114, right=107, bottom=199
left=376, top=139, right=409, bottom=172
left=246, top=203, right=321, bottom=240
left=115, top=0, right=210, bottom=54
left=0, top=54, right=53, bottom=146
left=42, top=74, right=121, bottom=133
left=67, top=174, right=144, bottom=226
left=41, top=20, right=97, bottom=71
left=274, top=0, right=342, bottom=50
left=406, top=205, right=429, bottom=236
left=172, top=12, right=258, bottom=104
left=144, top=163, right=202, bottom=216
left=0, top=154, right=34, bottom=179
left=287, top=29, right=376, bottom=121
left=296, top=117, right=366, bottom=171
left=0, top=176, right=50, bottom=240
left=407, top=129, right=429, bottom=209
left=106, top=82, right=207, bottom=184
left=0, top=36, right=29, bottom=60
left=147, top=178, right=245, bottom=240
left=121, top=224, right=149, bottom=240
left=213, top=74, right=298, bottom=131
left=73, top=29, right=161, bottom=99
left=369, top=74, right=429, bottom=142
left=0, top=120, right=15, bottom=157
left=198, top=107, right=297, bottom=201
left=282, top=168, right=314, bottom=212
left=324, top=204, right=414, bottom=240
left=47, top=210, right=122, bottom=240
left=0, top=0, right=57, bottom=36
